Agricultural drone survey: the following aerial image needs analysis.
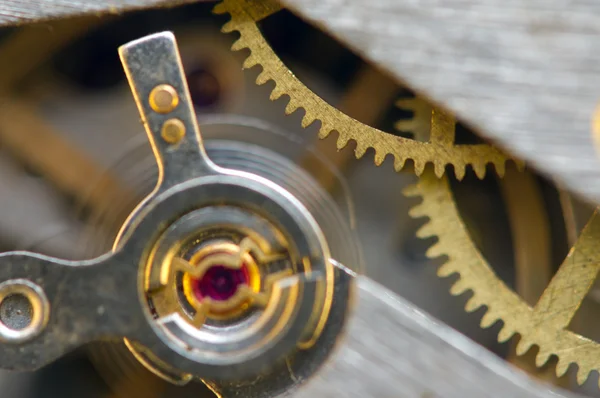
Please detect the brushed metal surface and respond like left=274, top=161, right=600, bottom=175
left=292, top=276, right=579, bottom=398
left=281, top=0, right=600, bottom=205
left=0, top=0, right=201, bottom=25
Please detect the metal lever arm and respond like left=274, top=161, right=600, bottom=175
left=0, top=251, right=143, bottom=371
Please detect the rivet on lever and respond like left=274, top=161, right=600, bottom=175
left=161, top=118, right=186, bottom=144
left=149, top=84, right=179, bottom=113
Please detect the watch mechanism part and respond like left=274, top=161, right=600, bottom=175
left=149, top=84, right=180, bottom=114
left=0, top=31, right=354, bottom=390
left=88, top=120, right=360, bottom=394
left=214, top=0, right=523, bottom=180
left=0, top=3, right=592, bottom=397
left=216, top=1, right=590, bottom=390
left=405, top=141, right=600, bottom=387
left=393, top=94, right=565, bottom=382
left=0, top=279, right=50, bottom=344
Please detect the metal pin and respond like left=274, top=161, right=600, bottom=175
left=161, top=118, right=186, bottom=144
left=149, top=84, right=179, bottom=114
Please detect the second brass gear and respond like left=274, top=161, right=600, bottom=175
left=395, top=91, right=600, bottom=385
left=214, top=0, right=521, bottom=180
left=405, top=156, right=600, bottom=385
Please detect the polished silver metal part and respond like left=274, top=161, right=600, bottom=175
left=0, top=32, right=341, bottom=383
left=290, top=276, right=579, bottom=398
left=0, top=279, right=49, bottom=344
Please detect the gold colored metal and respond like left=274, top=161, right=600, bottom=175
left=215, top=0, right=523, bottom=179
left=180, top=241, right=261, bottom=320
left=398, top=98, right=600, bottom=384
left=161, top=236, right=289, bottom=326
left=149, top=84, right=179, bottom=114
left=301, top=65, right=399, bottom=190
left=160, top=118, right=186, bottom=144
left=406, top=170, right=600, bottom=386
left=171, top=237, right=283, bottom=279
left=593, top=104, right=600, bottom=157
left=397, top=95, right=562, bottom=382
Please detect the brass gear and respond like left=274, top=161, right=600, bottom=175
left=218, top=0, right=600, bottom=386
left=405, top=165, right=600, bottom=385
left=397, top=92, right=600, bottom=385
left=214, top=0, right=522, bottom=180
left=396, top=94, right=571, bottom=383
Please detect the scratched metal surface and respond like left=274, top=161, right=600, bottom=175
left=0, top=0, right=200, bottom=25
left=280, top=0, right=600, bottom=205
left=291, top=276, right=580, bottom=398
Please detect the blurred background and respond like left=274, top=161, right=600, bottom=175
left=0, top=2, right=597, bottom=396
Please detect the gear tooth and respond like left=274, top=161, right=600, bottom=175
left=402, top=184, right=420, bottom=198
left=301, top=114, right=316, bottom=129
left=393, top=156, right=406, bottom=172
left=416, top=222, right=436, bottom=239
left=494, top=161, right=506, bottom=178
left=426, top=242, right=445, bottom=259
left=317, top=123, right=331, bottom=139
left=413, top=159, right=426, bottom=176
left=353, top=141, right=367, bottom=159
left=212, top=2, right=227, bottom=14
left=449, top=280, right=468, bottom=296
left=497, top=326, right=515, bottom=343
left=408, top=204, right=426, bottom=218
left=535, top=349, right=551, bottom=368
left=394, top=120, right=416, bottom=132
left=555, top=357, right=570, bottom=378
left=480, top=310, right=498, bottom=327
left=515, top=339, right=532, bottom=356
left=284, top=99, right=298, bottom=115
left=437, top=262, right=457, bottom=277
left=473, top=163, right=487, bottom=179
left=465, top=296, right=482, bottom=313
left=336, top=132, right=351, bottom=151
left=221, top=20, right=237, bottom=33
left=243, top=54, right=259, bottom=69
left=433, top=162, right=445, bottom=178
left=454, top=165, right=466, bottom=181
left=269, top=85, right=285, bottom=101
left=395, top=98, right=417, bottom=110
left=373, top=151, right=386, bottom=166
left=231, top=38, right=248, bottom=51
left=255, top=70, right=270, bottom=85
left=577, top=368, right=591, bottom=385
